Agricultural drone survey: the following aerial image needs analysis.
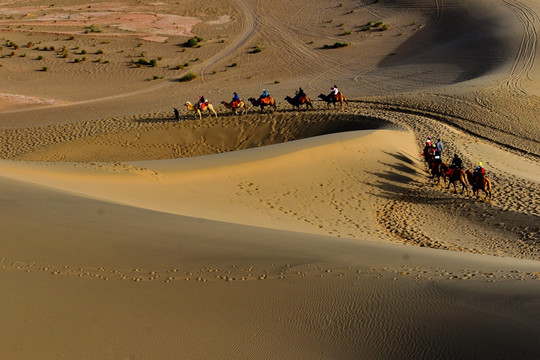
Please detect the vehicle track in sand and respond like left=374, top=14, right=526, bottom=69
left=497, top=0, right=539, bottom=96
left=198, top=0, right=258, bottom=90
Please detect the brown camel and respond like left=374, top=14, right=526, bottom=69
left=440, top=163, right=469, bottom=195
left=318, top=92, right=347, bottom=109
left=466, top=170, right=492, bottom=200
left=221, top=100, right=246, bottom=115
left=185, top=101, right=218, bottom=120
left=429, top=159, right=446, bottom=185
left=284, top=95, right=313, bottom=110
left=248, top=96, right=277, bottom=111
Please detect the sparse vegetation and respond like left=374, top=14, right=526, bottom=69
left=85, top=24, right=102, bottom=33
left=184, top=36, right=203, bottom=48
left=360, top=21, right=388, bottom=32
left=229, top=62, right=237, bottom=67
left=36, top=55, right=44, bottom=60
left=323, top=42, right=350, bottom=49
left=131, top=58, right=158, bottom=67
left=179, top=72, right=197, bottom=82
left=274, top=80, right=280, bottom=84
left=96, top=49, right=104, bottom=54
left=250, top=45, right=262, bottom=54
left=343, top=30, right=351, bottom=35
left=40, top=66, right=48, bottom=71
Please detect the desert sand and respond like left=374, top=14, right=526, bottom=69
left=0, top=0, right=539, bottom=359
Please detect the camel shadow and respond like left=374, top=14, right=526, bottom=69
left=382, top=151, right=415, bottom=165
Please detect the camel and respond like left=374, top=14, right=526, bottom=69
left=440, top=163, right=469, bottom=195
left=184, top=101, right=218, bottom=120
left=248, top=96, right=277, bottom=112
left=318, top=92, right=347, bottom=109
left=284, top=95, right=313, bottom=110
left=429, top=159, right=446, bottom=185
left=221, top=100, right=246, bottom=115
left=466, top=170, right=492, bottom=200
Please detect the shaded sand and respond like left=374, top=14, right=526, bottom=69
left=0, top=0, right=540, bottom=358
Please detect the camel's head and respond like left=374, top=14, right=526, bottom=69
left=185, top=101, right=191, bottom=106
left=318, top=94, right=325, bottom=99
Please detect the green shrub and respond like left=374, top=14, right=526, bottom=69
left=85, top=24, right=102, bottom=33
left=41, top=66, right=48, bottom=71
left=250, top=45, right=262, bottom=53
left=36, top=55, right=43, bottom=60
left=179, top=72, right=197, bottom=82
left=323, top=42, right=350, bottom=49
left=184, top=36, right=203, bottom=47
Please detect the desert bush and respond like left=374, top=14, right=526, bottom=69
left=381, top=24, right=389, bottom=31
left=19, top=53, right=26, bottom=57
left=179, top=72, right=197, bottom=82
left=96, top=49, right=104, bottom=54
left=250, top=45, right=262, bottom=53
left=41, top=66, right=48, bottom=71
left=184, top=36, right=203, bottom=48
left=85, top=24, right=102, bottom=33
left=229, top=62, right=237, bottom=67
left=36, top=55, right=43, bottom=60
left=323, top=42, right=350, bottom=49
left=343, top=30, right=351, bottom=35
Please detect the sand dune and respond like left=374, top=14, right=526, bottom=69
left=0, top=0, right=539, bottom=359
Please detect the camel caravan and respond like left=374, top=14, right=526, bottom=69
left=422, top=137, right=493, bottom=201
left=179, top=85, right=346, bottom=119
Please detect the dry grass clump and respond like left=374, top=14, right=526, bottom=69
left=179, top=72, right=197, bottom=82
left=323, top=42, right=350, bottom=49
left=184, top=36, right=204, bottom=48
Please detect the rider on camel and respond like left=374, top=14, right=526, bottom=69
left=433, top=143, right=442, bottom=165
left=425, top=136, right=432, bottom=148
left=231, top=92, right=240, bottom=107
left=436, top=139, right=443, bottom=155
left=329, top=85, right=339, bottom=100
left=451, top=154, right=462, bottom=169
left=259, top=89, right=269, bottom=100
left=447, top=153, right=462, bottom=177
left=473, top=162, right=485, bottom=186
left=198, top=95, right=206, bottom=110
left=295, top=87, right=306, bottom=100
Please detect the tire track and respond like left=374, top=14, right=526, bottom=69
left=351, top=99, right=540, bottom=158
left=198, top=0, right=258, bottom=90
left=499, top=0, right=539, bottom=95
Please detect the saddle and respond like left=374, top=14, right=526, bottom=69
left=231, top=100, right=241, bottom=108
left=260, top=96, right=272, bottom=105
left=199, top=101, right=209, bottom=110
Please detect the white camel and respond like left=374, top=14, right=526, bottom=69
left=184, top=101, right=218, bottom=120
